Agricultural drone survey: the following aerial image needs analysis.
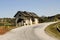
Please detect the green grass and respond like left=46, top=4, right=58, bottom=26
left=45, top=22, right=60, bottom=39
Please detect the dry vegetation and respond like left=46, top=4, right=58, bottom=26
left=0, top=26, right=16, bottom=35
left=0, top=18, right=16, bottom=35
left=45, top=22, right=60, bottom=39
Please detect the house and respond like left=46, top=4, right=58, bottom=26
left=14, top=11, right=39, bottom=27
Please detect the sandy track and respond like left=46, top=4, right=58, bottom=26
left=0, top=22, right=58, bottom=40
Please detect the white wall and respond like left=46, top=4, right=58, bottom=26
left=24, top=19, right=33, bottom=26
left=35, top=18, right=38, bottom=24
left=16, top=18, right=39, bottom=26
left=30, top=19, right=32, bottom=25
left=24, top=19, right=30, bottom=25
left=16, top=18, right=19, bottom=27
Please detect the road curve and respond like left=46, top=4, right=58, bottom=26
left=0, top=22, right=58, bottom=40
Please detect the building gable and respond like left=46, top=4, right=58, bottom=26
left=14, top=11, right=39, bottom=18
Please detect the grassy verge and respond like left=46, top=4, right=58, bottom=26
left=45, top=22, right=60, bottom=39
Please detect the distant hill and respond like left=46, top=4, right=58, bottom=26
left=39, top=14, right=60, bottom=22
left=48, top=14, right=60, bottom=21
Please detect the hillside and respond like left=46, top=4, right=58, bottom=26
left=45, top=22, right=60, bottom=39
left=0, top=18, right=16, bottom=26
left=39, top=14, right=60, bottom=22
left=0, top=18, right=16, bottom=34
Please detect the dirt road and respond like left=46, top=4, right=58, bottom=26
left=0, top=22, right=58, bottom=40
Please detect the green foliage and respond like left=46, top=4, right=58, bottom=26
left=39, top=14, right=60, bottom=23
left=0, top=18, right=16, bottom=26
left=0, top=23, right=4, bottom=26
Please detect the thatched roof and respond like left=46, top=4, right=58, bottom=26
left=14, top=11, right=39, bottom=18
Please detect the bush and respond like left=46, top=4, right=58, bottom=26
left=0, top=23, right=4, bottom=26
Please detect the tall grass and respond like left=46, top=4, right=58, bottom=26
left=45, top=22, right=60, bottom=39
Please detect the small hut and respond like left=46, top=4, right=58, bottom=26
left=14, top=11, right=39, bottom=27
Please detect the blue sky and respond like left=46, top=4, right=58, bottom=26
left=0, top=0, right=60, bottom=18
